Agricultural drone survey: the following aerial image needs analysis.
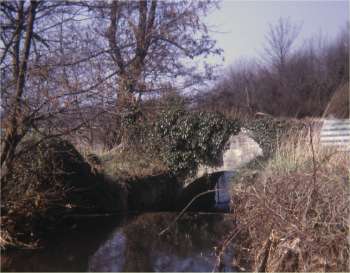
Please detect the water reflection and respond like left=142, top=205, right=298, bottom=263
left=89, top=213, right=237, bottom=272
left=88, top=231, right=126, bottom=272
left=2, top=212, right=238, bottom=272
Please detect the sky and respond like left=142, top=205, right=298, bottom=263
left=204, top=0, right=349, bottom=67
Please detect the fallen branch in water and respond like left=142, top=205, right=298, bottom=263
left=158, top=188, right=220, bottom=236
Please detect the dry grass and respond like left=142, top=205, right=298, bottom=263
left=77, top=143, right=169, bottom=179
left=99, top=148, right=169, bottom=179
left=232, top=124, right=350, bottom=271
left=266, top=123, right=347, bottom=176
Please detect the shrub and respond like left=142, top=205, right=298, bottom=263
left=1, top=137, right=125, bottom=248
left=2, top=138, right=93, bottom=204
left=153, top=109, right=241, bottom=177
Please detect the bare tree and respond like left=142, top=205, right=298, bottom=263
left=1, top=0, right=40, bottom=180
left=263, top=17, right=301, bottom=75
left=85, top=0, right=221, bottom=142
left=0, top=1, right=107, bottom=179
left=0, top=0, right=222, bottom=177
left=198, top=21, right=348, bottom=118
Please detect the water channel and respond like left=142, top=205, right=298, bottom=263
left=1, top=211, right=240, bottom=272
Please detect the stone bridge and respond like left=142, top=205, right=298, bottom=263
left=197, top=131, right=262, bottom=176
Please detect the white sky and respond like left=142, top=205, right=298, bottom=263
left=204, top=0, right=349, bottom=67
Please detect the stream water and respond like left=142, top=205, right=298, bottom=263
left=1, top=212, right=239, bottom=272
left=1, top=172, right=239, bottom=272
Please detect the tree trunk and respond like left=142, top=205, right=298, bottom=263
left=115, top=76, right=140, bottom=146
left=1, top=1, right=39, bottom=182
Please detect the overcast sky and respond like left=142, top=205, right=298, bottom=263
left=204, top=0, right=349, bottom=67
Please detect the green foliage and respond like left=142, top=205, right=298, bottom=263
left=153, top=109, right=241, bottom=177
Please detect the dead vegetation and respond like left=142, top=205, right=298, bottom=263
left=0, top=137, right=126, bottom=249
left=231, top=123, right=350, bottom=271
left=97, top=147, right=169, bottom=180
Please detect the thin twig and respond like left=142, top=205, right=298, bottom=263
left=303, top=123, right=318, bottom=226
left=309, top=123, right=317, bottom=188
left=158, top=188, right=220, bottom=236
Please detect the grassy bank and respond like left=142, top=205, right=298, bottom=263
left=231, top=123, right=349, bottom=271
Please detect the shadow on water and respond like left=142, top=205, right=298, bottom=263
left=1, top=212, right=238, bottom=272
